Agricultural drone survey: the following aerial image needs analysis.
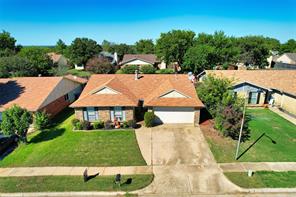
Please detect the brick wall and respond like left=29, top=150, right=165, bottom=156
left=74, top=108, right=83, bottom=120
left=40, top=95, right=70, bottom=117
left=125, top=107, right=134, bottom=121
left=98, top=107, right=110, bottom=121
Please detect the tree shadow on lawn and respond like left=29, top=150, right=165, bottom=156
left=29, top=128, right=66, bottom=144
left=236, top=132, right=277, bottom=160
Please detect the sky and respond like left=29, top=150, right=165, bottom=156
left=0, top=0, right=295, bottom=45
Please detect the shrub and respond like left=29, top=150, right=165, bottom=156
left=115, top=69, right=124, bottom=74
left=34, top=111, right=50, bottom=130
left=81, top=120, right=91, bottom=130
left=140, top=64, right=156, bottom=74
left=74, top=121, right=83, bottom=130
left=104, top=120, right=113, bottom=129
left=127, top=119, right=136, bottom=128
left=71, top=118, right=80, bottom=127
left=93, top=121, right=104, bottom=129
left=122, top=121, right=129, bottom=128
left=144, top=112, right=155, bottom=127
left=122, top=65, right=138, bottom=74
left=155, top=68, right=174, bottom=74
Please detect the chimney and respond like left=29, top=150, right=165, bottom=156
left=114, top=52, right=118, bottom=64
left=135, top=69, right=139, bottom=80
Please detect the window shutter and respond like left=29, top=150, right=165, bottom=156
left=95, top=107, right=99, bottom=120
left=123, top=110, right=126, bottom=121
left=83, top=108, right=88, bottom=121
left=110, top=108, right=114, bottom=121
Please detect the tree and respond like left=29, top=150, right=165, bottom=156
left=69, top=38, right=102, bottom=66
left=18, top=47, right=54, bottom=76
left=85, top=56, right=113, bottom=74
left=0, top=56, right=34, bottom=77
left=101, top=40, right=115, bottom=52
left=135, top=39, right=155, bottom=54
left=140, top=64, right=156, bottom=74
left=156, top=30, right=195, bottom=65
left=235, top=36, right=269, bottom=68
left=280, top=39, right=296, bottom=53
left=112, top=43, right=136, bottom=61
left=1, top=105, right=33, bottom=143
left=197, top=74, right=233, bottom=117
left=0, top=31, right=18, bottom=57
left=55, top=39, right=67, bottom=54
left=183, top=45, right=215, bottom=73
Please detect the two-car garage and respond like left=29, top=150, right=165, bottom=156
left=153, top=107, right=196, bottom=124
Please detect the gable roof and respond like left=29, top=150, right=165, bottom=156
left=284, top=53, right=296, bottom=63
left=47, top=52, right=62, bottom=63
left=0, top=76, right=85, bottom=112
left=120, top=54, right=159, bottom=65
left=71, top=74, right=204, bottom=108
left=205, top=70, right=296, bottom=96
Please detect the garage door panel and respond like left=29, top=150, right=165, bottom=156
left=154, top=107, right=194, bottom=124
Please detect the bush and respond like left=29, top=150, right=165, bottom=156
left=122, top=121, right=129, bottom=129
left=34, top=111, right=50, bottom=130
left=140, top=64, right=156, bottom=74
left=155, top=68, right=175, bottom=74
left=144, top=112, right=155, bottom=127
left=127, top=119, right=136, bottom=128
left=75, top=121, right=83, bottom=130
left=93, top=121, right=104, bottom=129
left=122, top=65, right=138, bottom=74
left=115, top=69, right=124, bottom=74
left=81, top=120, right=91, bottom=130
left=104, top=120, right=113, bottom=129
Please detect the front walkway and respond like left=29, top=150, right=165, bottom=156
left=219, top=162, right=296, bottom=172
left=0, top=166, right=152, bottom=177
left=269, top=107, right=296, bottom=125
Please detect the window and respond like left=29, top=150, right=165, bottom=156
left=248, top=92, right=259, bottom=104
left=111, top=107, right=125, bottom=121
left=0, top=112, right=2, bottom=121
left=84, top=107, right=98, bottom=121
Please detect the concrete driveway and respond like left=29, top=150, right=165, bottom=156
left=136, top=124, right=241, bottom=195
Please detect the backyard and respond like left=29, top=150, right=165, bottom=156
left=201, top=108, right=296, bottom=163
left=0, top=108, right=146, bottom=167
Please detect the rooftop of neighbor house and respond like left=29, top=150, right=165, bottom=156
left=70, top=74, right=204, bottom=108
left=284, top=53, right=296, bottom=62
left=47, top=52, right=64, bottom=63
left=0, top=76, right=87, bottom=112
left=120, top=54, right=159, bottom=65
left=206, top=70, right=296, bottom=96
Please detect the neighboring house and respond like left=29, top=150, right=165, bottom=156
left=70, top=74, right=204, bottom=125
left=99, top=51, right=118, bottom=65
left=266, top=55, right=279, bottom=68
left=47, top=52, right=68, bottom=67
left=204, top=70, right=296, bottom=115
left=0, top=76, right=87, bottom=120
left=119, top=54, right=166, bottom=69
left=272, top=53, right=296, bottom=70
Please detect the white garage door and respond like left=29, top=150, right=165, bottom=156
left=154, top=107, right=195, bottom=124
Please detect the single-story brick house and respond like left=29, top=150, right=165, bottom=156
left=0, top=75, right=87, bottom=120
left=119, top=54, right=167, bottom=70
left=203, top=70, right=296, bottom=115
left=70, top=74, right=204, bottom=125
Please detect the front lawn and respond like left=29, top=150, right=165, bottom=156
left=201, top=108, right=296, bottom=162
left=0, top=109, right=146, bottom=167
left=225, top=171, right=296, bottom=188
left=0, top=174, right=153, bottom=192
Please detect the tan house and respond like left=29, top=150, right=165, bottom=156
left=47, top=52, right=68, bottom=67
left=119, top=54, right=167, bottom=69
left=70, top=74, right=204, bottom=125
left=204, top=70, right=296, bottom=115
left=0, top=76, right=87, bottom=120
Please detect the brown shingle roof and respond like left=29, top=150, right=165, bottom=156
left=206, top=70, right=296, bottom=96
left=0, top=77, right=63, bottom=112
left=64, top=75, right=88, bottom=84
left=120, top=54, right=159, bottom=65
left=71, top=74, right=204, bottom=108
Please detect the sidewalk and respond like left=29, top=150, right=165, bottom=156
left=219, top=162, right=296, bottom=172
left=0, top=166, right=152, bottom=177
left=269, top=107, right=296, bottom=125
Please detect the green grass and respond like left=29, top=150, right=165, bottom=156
left=225, top=171, right=296, bottom=188
left=0, top=109, right=146, bottom=167
left=204, top=108, right=296, bottom=162
left=0, top=174, right=153, bottom=192
left=67, top=69, right=91, bottom=78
